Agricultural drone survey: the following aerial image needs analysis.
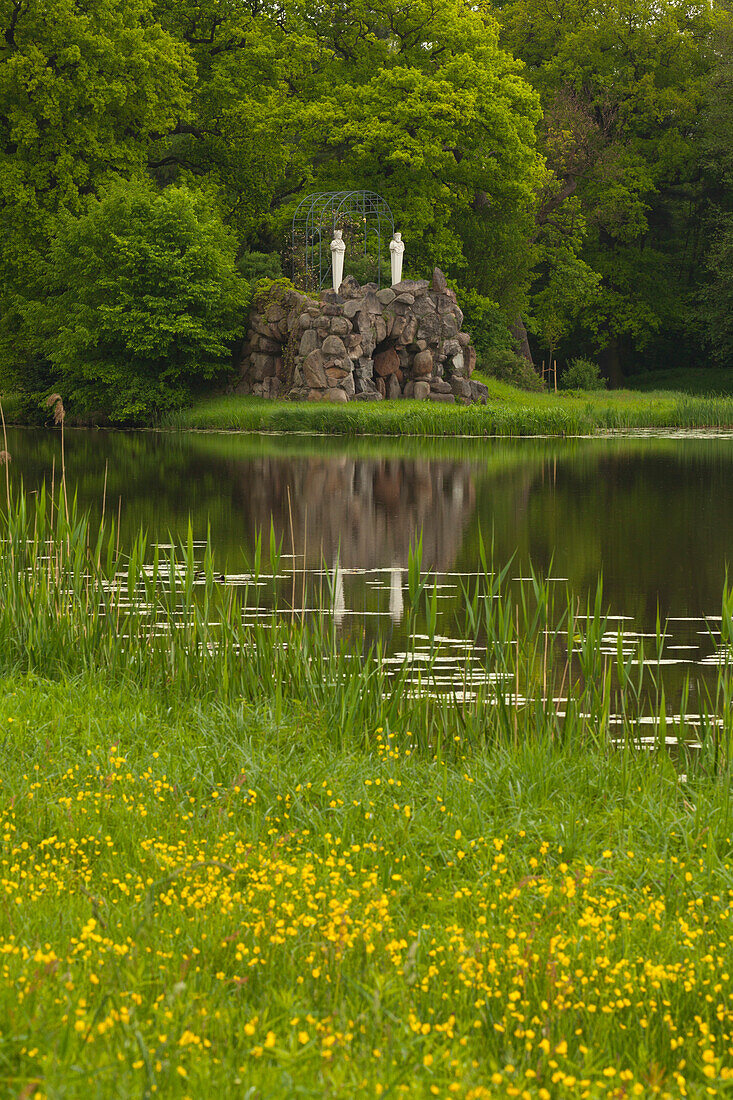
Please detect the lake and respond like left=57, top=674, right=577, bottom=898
left=5, top=427, right=733, bottom=685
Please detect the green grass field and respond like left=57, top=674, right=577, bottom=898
left=3, top=672, right=733, bottom=1099
left=164, top=380, right=733, bottom=436
left=2, top=489, right=733, bottom=1096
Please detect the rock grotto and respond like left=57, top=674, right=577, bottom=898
left=235, top=268, right=489, bottom=405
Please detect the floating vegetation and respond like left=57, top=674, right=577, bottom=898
left=0, top=486, right=732, bottom=760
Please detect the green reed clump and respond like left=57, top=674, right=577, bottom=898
left=164, top=395, right=591, bottom=436
left=162, top=390, right=733, bottom=436
left=0, top=486, right=731, bottom=771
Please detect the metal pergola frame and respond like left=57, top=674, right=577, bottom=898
left=291, top=190, right=395, bottom=292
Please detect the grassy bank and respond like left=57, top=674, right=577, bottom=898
left=163, top=383, right=733, bottom=436
left=3, top=491, right=733, bottom=1096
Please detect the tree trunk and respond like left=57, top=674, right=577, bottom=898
left=510, top=315, right=534, bottom=365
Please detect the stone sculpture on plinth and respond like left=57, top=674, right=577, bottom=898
left=389, top=231, right=405, bottom=286
left=330, top=229, right=346, bottom=291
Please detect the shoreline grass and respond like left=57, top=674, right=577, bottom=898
left=162, top=384, right=733, bottom=437
left=4, top=490, right=733, bottom=1096
left=5, top=372, right=733, bottom=436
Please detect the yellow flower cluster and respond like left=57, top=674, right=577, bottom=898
left=1, top=742, right=732, bottom=1097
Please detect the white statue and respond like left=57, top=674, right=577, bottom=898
left=330, top=229, right=346, bottom=291
left=390, top=231, right=405, bottom=286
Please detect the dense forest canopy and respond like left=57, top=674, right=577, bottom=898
left=0, top=0, right=731, bottom=417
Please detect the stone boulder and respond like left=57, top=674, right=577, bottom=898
left=412, top=350, right=433, bottom=378
left=303, top=350, right=327, bottom=389
left=374, top=348, right=400, bottom=378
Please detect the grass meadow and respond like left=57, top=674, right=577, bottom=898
left=164, top=382, right=733, bottom=437
left=2, top=488, right=733, bottom=1097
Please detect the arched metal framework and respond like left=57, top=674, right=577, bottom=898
left=291, top=190, right=395, bottom=292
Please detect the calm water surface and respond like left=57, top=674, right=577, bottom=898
left=6, top=428, right=733, bottom=669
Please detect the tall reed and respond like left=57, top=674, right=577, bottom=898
left=0, top=486, right=729, bottom=772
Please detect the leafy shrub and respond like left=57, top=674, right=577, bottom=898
left=340, top=250, right=390, bottom=287
left=253, top=277, right=297, bottom=313
left=455, top=286, right=545, bottom=391
left=238, top=251, right=282, bottom=283
left=456, top=288, right=515, bottom=362
left=481, top=349, right=545, bottom=391
left=25, top=181, right=246, bottom=422
left=560, top=357, right=607, bottom=391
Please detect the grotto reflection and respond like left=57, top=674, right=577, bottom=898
left=232, top=456, right=476, bottom=574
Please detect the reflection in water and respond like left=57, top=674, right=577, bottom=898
left=8, top=427, right=733, bottom=722
left=332, top=560, right=345, bottom=627
left=235, top=457, right=475, bottom=572
left=234, top=456, right=475, bottom=628
left=389, top=567, right=404, bottom=625
left=7, top=428, right=733, bottom=644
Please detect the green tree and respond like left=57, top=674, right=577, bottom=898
left=0, top=0, right=193, bottom=385
left=699, top=5, right=733, bottom=366
left=498, top=0, right=720, bottom=380
left=25, top=182, right=246, bottom=420
left=150, top=0, right=544, bottom=311
left=0, top=0, right=192, bottom=265
left=530, top=251, right=600, bottom=368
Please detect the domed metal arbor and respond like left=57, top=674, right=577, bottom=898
left=291, top=190, right=395, bottom=292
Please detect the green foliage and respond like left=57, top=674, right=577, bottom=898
left=0, top=0, right=194, bottom=394
left=499, top=0, right=724, bottom=374
left=237, top=252, right=282, bottom=283
left=0, top=0, right=192, bottom=280
left=529, top=251, right=601, bottom=361
left=457, top=288, right=514, bottom=362
left=560, top=357, right=607, bottom=391
left=150, top=0, right=543, bottom=306
left=701, top=216, right=733, bottom=366
left=342, top=250, right=391, bottom=287
left=24, top=182, right=246, bottom=421
left=480, top=349, right=545, bottom=391
left=252, top=277, right=297, bottom=314
left=699, top=15, right=733, bottom=368
left=0, top=0, right=730, bottom=400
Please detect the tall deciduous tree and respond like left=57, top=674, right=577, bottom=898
left=497, top=0, right=720, bottom=379
left=700, top=5, right=733, bottom=366
left=0, top=0, right=193, bottom=382
left=0, top=0, right=193, bottom=261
